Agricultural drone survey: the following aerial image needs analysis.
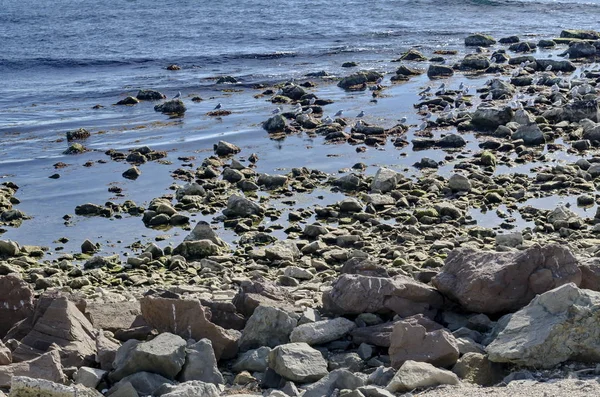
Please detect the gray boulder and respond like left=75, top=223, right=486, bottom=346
left=179, top=339, right=224, bottom=385
left=432, top=244, right=581, bottom=314
left=109, top=372, right=173, bottom=396
left=268, top=342, right=328, bottom=383
left=460, top=54, right=490, bottom=70
left=137, top=89, right=166, bottom=100
left=338, top=71, right=383, bottom=90
left=487, top=283, right=600, bottom=368
left=290, top=317, right=356, bottom=345
left=263, top=115, right=286, bottom=133
left=110, top=333, right=186, bottom=382
left=224, top=195, right=265, bottom=218
left=154, top=99, right=186, bottom=114
left=370, top=168, right=402, bottom=193
left=427, top=65, right=454, bottom=79
left=214, top=140, right=241, bottom=156
left=238, top=306, right=297, bottom=351
left=303, top=369, right=366, bottom=397
left=465, top=33, right=496, bottom=47
left=232, top=347, right=271, bottom=372
left=512, top=123, right=545, bottom=145
left=386, top=361, right=459, bottom=392
left=471, top=106, right=514, bottom=130
left=157, top=381, right=220, bottom=397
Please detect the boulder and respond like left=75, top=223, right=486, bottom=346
left=263, top=115, right=286, bottom=133
left=96, top=331, right=120, bottom=371
left=465, top=33, right=496, bottom=47
left=109, top=333, right=186, bottom=382
left=172, top=240, right=222, bottom=260
left=0, top=275, right=34, bottom=338
left=386, top=361, right=459, bottom=392
left=303, top=369, right=366, bottom=397
left=140, top=296, right=239, bottom=360
left=471, top=106, right=514, bottom=130
left=85, top=301, right=140, bottom=333
left=579, top=258, right=600, bottom=291
left=432, top=244, right=581, bottom=314
left=109, top=371, right=173, bottom=396
left=560, top=29, right=600, bottom=40
left=427, top=65, right=454, bottom=79
left=66, top=128, right=90, bottom=141
left=452, top=353, right=504, bottom=386
left=223, top=195, right=264, bottom=218
left=338, top=71, right=383, bottom=90
left=563, top=100, right=598, bottom=123
left=535, top=59, right=576, bottom=72
left=0, top=341, right=11, bottom=365
left=566, top=41, right=597, bottom=58
left=158, top=381, right=220, bottom=397
left=231, top=347, right=271, bottom=372
left=290, top=317, right=356, bottom=345
left=323, top=274, right=443, bottom=318
left=136, top=89, right=166, bottom=100
left=154, top=99, right=186, bottom=114
left=460, top=54, right=490, bottom=70
left=268, top=342, right=328, bottom=383
left=9, top=376, right=102, bottom=397
left=512, top=123, right=545, bottom=145
left=214, top=140, right=241, bottom=156
left=11, top=295, right=96, bottom=367
left=0, top=350, right=65, bottom=388
left=74, top=366, right=107, bottom=389
left=487, top=283, right=600, bottom=368
left=179, top=339, right=224, bottom=385
left=238, top=306, right=297, bottom=351
left=370, top=168, right=402, bottom=193
left=351, top=322, right=397, bottom=347
left=389, top=320, right=459, bottom=368
left=232, top=276, right=296, bottom=317
left=448, top=174, right=471, bottom=192
left=281, top=84, right=307, bottom=100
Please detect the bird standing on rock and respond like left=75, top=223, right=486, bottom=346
left=357, top=110, right=365, bottom=118
left=400, top=116, right=407, bottom=124
left=214, top=103, right=222, bottom=110
left=173, top=91, right=181, bottom=99
left=334, top=109, right=344, bottom=117
left=309, top=97, right=316, bottom=105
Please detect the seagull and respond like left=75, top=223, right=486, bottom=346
left=545, top=65, right=553, bottom=71
left=419, top=87, right=431, bottom=95
left=309, top=97, right=316, bottom=105
left=423, top=112, right=432, bottom=120
left=458, top=102, right=467, bottom=110
left=399, top=116, right=407, bottom=124
left=447, top=110, right=456, bottom=119
left=565, top=53, right=570, bottom=59
left=173, top=91, right=181, bottom=99
left=376, top=77, right=383, bottom=85
left=214, top=103, right=222, bottom=110
left=527, top=98, right=536, bottom=107
left=456, top=93, right=463, bottom=101
left=532, top=77, right=540, bottom=85
left=552, top=99, right=562, bottom=107
left=551, top=84, right=560, bottom=93
left=272, top=107, right=282, bottom=114
left=303, top=107, right=313, bottom=115
left=354, top=120, right=365, bottom=129
left=420, top=105, right=429, bottom=112
left=275, top=89, right=283, bottom=96
left=438, top=83, right=446, bottom=91
left=490, top=57, right=497, bottom=64
left=459, top=82, right=465, bottom=91
left=334, top=109, right=344, bottom=117
left=418, top=122, right=427, bottom=131
left=357, top=110, right=365, bottom=118
left=322, top=116, right=333, bottom=125
left=485, top=93, right=493, bottom=101
left=509, top=101, right=519, bottom=110
left=443, top=104, right=452, bottom=112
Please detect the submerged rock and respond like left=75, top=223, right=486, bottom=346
left=465, top=33, right=496, bottom=47
left=154, top=99, right=186, bottom=114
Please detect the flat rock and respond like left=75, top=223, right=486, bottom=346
left=268, top=342, right=328, bottom=383
left=0, top=350, right=65, bottom=388
left=386, top=360, right=459, bottom=392
left=290, top=317, right=356, bottom=345
left=452, top=352, right=504, bottom=386
left=157, top=381, right=220, bottom=397
left=231, top=346, right=271, bottom=372
left=232, top=276, right=296, bottom=318
left=432, top=244, right=581, bottom=314
left=486, top=283, right=600, bottom=368
left=140, top=296, right=240, bottom=360
left=323, top=274, right=443, bottom=317
left=303, top=369, right=366, bottom=397
left=109, top=371, right=173, bottom=396
left=9, top=376, right=102, bottom=397
left=85, top=301, right=140, bottom=333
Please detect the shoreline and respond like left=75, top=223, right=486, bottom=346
left=1, top=28, right=600, bottom=396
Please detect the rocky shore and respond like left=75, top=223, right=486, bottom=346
left=2, top=29, right=600, bottom=396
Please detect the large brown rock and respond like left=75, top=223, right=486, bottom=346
left=11, top=296, right=97, bottom=367
left=432, top=244, right=581, bottom=314
left=578, top=258, right=600, bottom=291
left=0, top=350, right=65, bottom=388
left=232, top=276, right=296, bottom=318
left=0, top=275, right=35, bottom=338
left=389, top=320, right=459, bottom=369
left=140, top=296, right=239, bottom=360
left=322, top=274, right=443, bottom=317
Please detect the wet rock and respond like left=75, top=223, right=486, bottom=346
left=179, top=339, right=224, bottom=384
left=564, top=100, right=598, bottom=123
left=122, top=166, right=141, bottom=180
left=487, top=283, right=600, bottom=368
left=63, top=143, right=87, bottom=155
left=471, top=106, right=514, bottom=130
left=238, top=306, right=297, bottom=351
left=223, top=195, right=264, bottom=217
left=499, top=35, right=519, bottom=44
left=263, top=115, right=286, bottom=133
left=560, top=29, right=600, bottom=40
left=154, top=99, right=186, bottom=114
left=323, top=274, right=443, bottom=317
left=566, top=41, right=597, bottom=58
left=290, top=317, right=356, bottom=345
left=268, top=342, right=328, bottom=383
left=509, top=41, right=536, bottom=53
left=338, top=71, right=383, bottom=90
left=460, top=54, right=490, bottom=70
left=448, top=174, right=471, bottom=192
left=257, top=173, right=288, bottom=189
left=0, top=275, right=34, bottom=338
left=136, top=89, right=166, bottom=100
left=0, top=350, right=65, bottom=388
left=66, top=128, right=90, bottom=141
left=538, top=39, right=556, bottom=47
left=427, top=65, right=454, bottom=79
left=395, top=65, right=423, bottom=76
left=512, top=123, right=545, bottom=145
left=389, top=320, right=459, bottom=368
left=9, top=376, right=102, bottom=397
left=116, top=96, right=139, bottom=105
left=452, top=352, right=504, bottom=386
left=281, top=84, right=307, bottom=100
left=386, top=360, right=459, bottom=392
left=216, top=75, right=238, bottom=84
left=437, top=134, right=466, bottom=148
left=399, top=49, right=427, bottom=61
left=465, top=33, right=496, bottom=47
left=535, top=59, right=576, bottom=72
left=214, top=140, right=241, bottom=156
left=433, top=244, right=581, bottom=314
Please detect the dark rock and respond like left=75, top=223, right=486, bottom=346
left=465, top=33, right=496, bottom=47
left=427, top=65, right=454, bottom=79
left=154, top=99, right=186, bottom=114
left=0, top=275, right=34, bottom=338
left=136, top=90, right=166, bottom=101
left=66, top=128, right=90, bottom=141
left=116, top=96, right=139, bottom=105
